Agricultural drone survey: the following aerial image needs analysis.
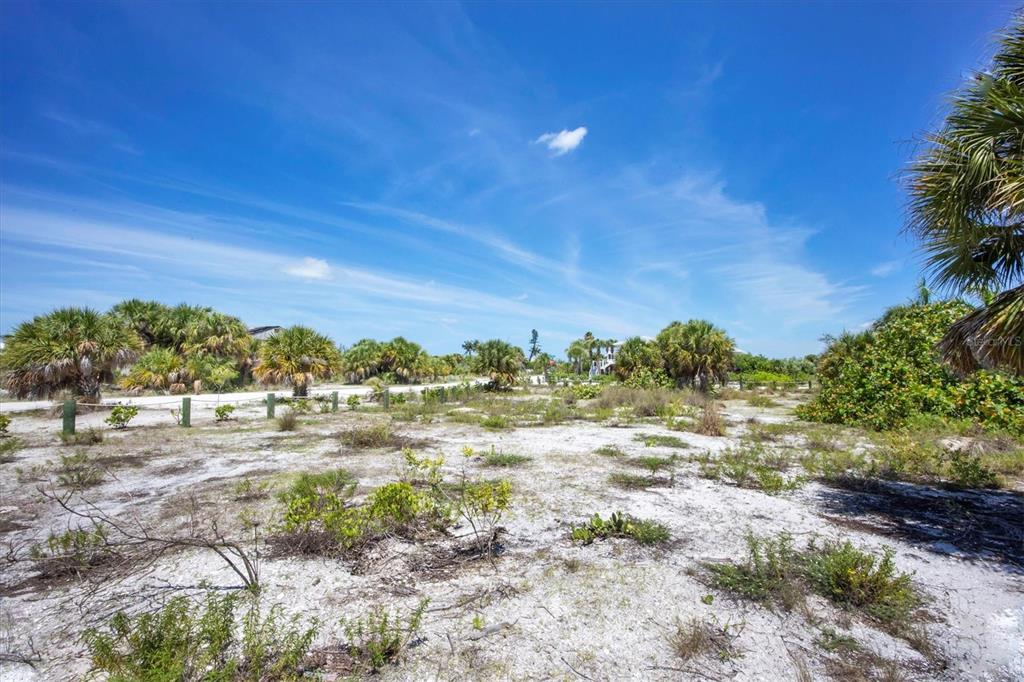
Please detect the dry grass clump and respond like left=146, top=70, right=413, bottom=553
left=696, top=402, right=726, bottom=437
left=669, top=618, right=740, bottom=663
left=276, top=410, right=300, bottom=431
left=593, top=387, right=677, bottom=417
left=340, top=423, right=393, bottom=448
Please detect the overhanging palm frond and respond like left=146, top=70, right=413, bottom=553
left=938, top=284, right=1024, bottom=374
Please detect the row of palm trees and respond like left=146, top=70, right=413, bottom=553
left=0, top=301, right=525, bottom=400
left=610, top=320, right=736, bottom=391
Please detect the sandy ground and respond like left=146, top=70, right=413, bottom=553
left=0, top=393, right=1021, bottom=681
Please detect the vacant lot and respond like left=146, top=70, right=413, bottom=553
left=0, top=386, right=1021, bottom=681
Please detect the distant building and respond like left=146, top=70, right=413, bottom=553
left=248, top=325, right=283, bottom=340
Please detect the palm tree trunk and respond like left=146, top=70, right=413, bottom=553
left=77, top=374, right=102, bottom=403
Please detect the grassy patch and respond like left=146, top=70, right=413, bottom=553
left=746, top=394, right=779, bottom=408
left=636, top=433, right=690, bottom=449
left=276, top=410, right=299, bottom=432
left=698, top=443, right=804, bottom=495
left=480, top=415, right=511, bottom=430
left=669, top=618, right=741, bottom=663
left=60, top=428, right=104, bottom=446
left=340, top=423, right=394, bottom=448
left=0, top=437, right=24, bottom=463
left=482, top=451, right=531, bottom=467
left=608, top=472, right=653, bottom=490
left=594, top=445, right=625, bottom=458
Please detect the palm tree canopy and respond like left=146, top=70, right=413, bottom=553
left=1, top=307, right=143, bottom=399
left=907, top=17, right=1024, bottom=373
left=253, top=325, right=342, bottom=393
left=655, top=319, right=735, bottom=390
left=473, top=339, right=525, bottom=388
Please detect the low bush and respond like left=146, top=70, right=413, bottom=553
left=104, top=405, right=139, bottom=430
left=804, top=540, right=918, bottom=625
left=706, top=532, right=922, bottom=628
left=0, top=437, right=23, bottom=463
left=340, top=423, right=393, bottom=448
left=276, top=410, right=299, bottom=432
left=695, top=402, right=726, bottom=437
left=594, top=386, right=678, bottom=417
left=480, top=414, right=511, bottom=430
left=57, top=451, right=104, bottom=489
left=233, top=477, right=271, bottom=501
left=83, top=591, right=316, bottom=681
left=699, top=443, right=803, bottom=495
left=571, top=512, right=669, bottom=546
left=561, top=383, right=603, bottom=401
left=347, top=394, right=361, bottom=410
left=594, top=445, right=625, bottom=457
left=0, top=413, right=11, bottom=434
left=215, top=404, right=236, bottom=422
left=341, top=599, right=427, bottom=673
left=60, top=427, right=103, bottom=446
left=30, top=525, right=116, bottom=577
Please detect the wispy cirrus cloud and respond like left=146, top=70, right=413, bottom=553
left=871, top=260, right=901, bottom=277
left=535, top=126, right=587, bottom=156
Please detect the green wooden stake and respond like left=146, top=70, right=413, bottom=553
left=267, top=393, right=276, bottom=419
left=331, top=391, right=339, bottom=412
left=181, top=397, right=191, bottom=427
left=62, top=399, right=76, bottom=435
left=382, top=389, right=390, bottom=410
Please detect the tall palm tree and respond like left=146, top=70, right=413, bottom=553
left=473, top=339, right=525, bottom=389
left=656, top=320, right=735, bottom=391
left=253, top=326, right=342, bottom=396
left=908, top=17, right=1024, bottom=374
left=120, top=347, right=185, bottom=392
left=613, top=336, right=660, bottom=380
left=342, top=339, right=384, bottom=382
left=110, top=298, right=169, bottom=347
left=1, top=308, right=143, bottom=401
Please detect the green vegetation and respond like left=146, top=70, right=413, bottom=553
left=797, top=301, right=1024, bottom=434
left=215, top=404, right=235, bottom=422
left=57, top=452, right=104, bottom=489
left=636, top=433, right=689, bottom=449
left=1, top=307, right=143, bottom=401
left=669, top=618, right=740, bottom=663
left=473, top=339, right=525, bottom=389
left=482, top=449, right=530, bottom=467
left=254, top=326, right=343, bottom=397
left=341, top=600, right=427, bottom=673
left=594, top=445, right=625, bottom=457
left=706, top=532, right=921, bottom=629
left=83, top=591, right=316, bottom=681
left=656, top=320, right=735, bottom=392
left=699, top=443, right=804, bottom=495
left=0, top=413, right=11, bottom=434
left=608, top=472, right=654, bottom=490
left=276, top=410, right=299, bottom=432
left=104, top=405, right=139, bottom=430
left=30, top=525, right=115, bottom=577
left=339, top=423, right=394, bottom=448
left=347, top=394, right=360, bottom=410
left=61, top=427, right=104, bottom=446
left=480, top=414, right=510, bottom=430
left=0, top=437, right=24, bottom=463
left=570, top=512, right=669, bottom=546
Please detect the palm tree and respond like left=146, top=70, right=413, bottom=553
left=656, top=320, right=735, bottom=391
left=110, top=298, right=169, bottom=347
left=342, top=339, right=384, bottom=382
left=1, top=308, right=143, bottom=401
left=566, top=339, right=589, bottom=374
left=473, top=340, right=525, bottom=389
left=614, top=336, right=660, bottom=380
left=907, top=17, right=1024, bottom=374
left=462, top=339, right=480, bottom=357
left=120, top=347, right=185, bottom=392
left=379, top=337, right=424, bottom=383
left=253, top=326, right=342, bottom=396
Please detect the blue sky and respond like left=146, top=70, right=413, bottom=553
left=0, top=1, right=1015, bottom=357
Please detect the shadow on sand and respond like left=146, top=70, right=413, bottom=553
left=814, top=477, right=1024, bottom=572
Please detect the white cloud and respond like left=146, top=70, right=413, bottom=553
left=870, top=260, right=900, bottom=277
left=535, top=126, right=587, bottom=156
left=283, top=257, right=332, bottom=280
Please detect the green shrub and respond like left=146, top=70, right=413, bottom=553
left=699, top=443, right=803, bottom=494
left=622, top=366, right=673, bottom=390
left=278, top=469, right=359, bottom=539
left=104, top=405, right=139, bottom=430
left=0, top=437, right=23, bottom=463
left=341, top=600, right=427, bottom=673
left=83, top=592, right=316, bottom=681
left=215, top=404, right=236, bottom=422
left=595, top=386, right=677, bottom=417
left=60, top=427, right=103, bottom=446
left=562, top=383, right=602, bottom=401
left=347, top=394, right=361, bottom=410
left=797, top=301, right=1024, bottom=435
left=30, top=525, right=114, bottom=577
left=804, top=540, right=918, bottom=625
left=452, top=477, right=512, bottom=554
left=57, top=451, right=104, bottom=489
left=707, top=532, right=801, bottom=605
left=480, top=414, right=510, bottom=430
left=746, top=394, right=779, bottom=408
left=0, top=413, right=11, bottom=434
left=233, top=477, right=271, bottom=501
left=571, top=512, right=669, bottom=546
